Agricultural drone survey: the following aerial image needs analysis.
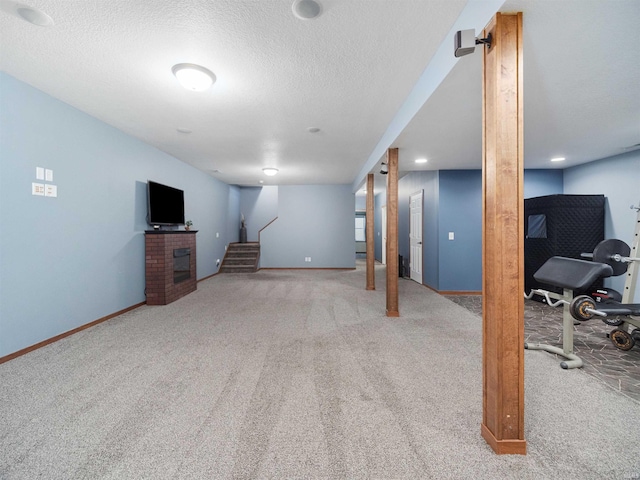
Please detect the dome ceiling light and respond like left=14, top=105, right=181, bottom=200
left=172, top=63, right=216, bottom=91
left=262, top=168, right=279, bottom=176
left=17, top=6, right=54, bottom=26
left=292, top=0, right=322, bottom=20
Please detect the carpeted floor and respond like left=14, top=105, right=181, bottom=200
left=1, top=262, right=639, bottom=479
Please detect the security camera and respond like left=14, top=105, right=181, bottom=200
left=380, top=162, right=388, bottom=175
left=454, top=29, right=492, bottom=57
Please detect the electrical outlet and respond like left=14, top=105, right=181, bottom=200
left=449, top=232, right=455, bottom=240
left=216, top=232, right=219, bottom=238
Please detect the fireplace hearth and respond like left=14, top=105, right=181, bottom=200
left=145, top=231, right=197, bottom=305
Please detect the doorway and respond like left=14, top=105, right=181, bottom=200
left=409, top=190, right=423, bottom=284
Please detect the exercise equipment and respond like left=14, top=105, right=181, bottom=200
left=524, top=257, right=613, bottom=368
left=525, top=203, right=640, bottom=361
left=567, top=204, right=640, bottom=350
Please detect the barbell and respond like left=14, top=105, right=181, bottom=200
left=586, top=238, right=639, bottom=276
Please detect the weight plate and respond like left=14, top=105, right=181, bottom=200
left=570, top=295, right=595, bottom=321
left=592, top=239, right=631, bottom=276
left=603, top=316, right=625, bottom=327
left=591, top=288, right=623, bottom=304
left=610, top=329, right=635, bottom=351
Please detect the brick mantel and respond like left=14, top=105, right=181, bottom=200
left=145, top=231, right=197, bottom=305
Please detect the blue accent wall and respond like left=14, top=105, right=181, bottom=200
left=422, top=171, right=439, bottom=289
left=524, top=169, right=563, bottom=198
left=259, top=185, right=355, bottom=268
left=564, top=151, right=640, bottom=300
left=391, top=169, right=561, bottom=292
left=0, top=73, right=238, bottom=358
left=438, top=171, right=482, bottom=291
left=239, top=186, right=278, bottom=242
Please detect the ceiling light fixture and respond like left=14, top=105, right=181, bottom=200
left=176, top=128, right=192, bottom=134
left=415, top=158, right=428, bottom=164
left=263, top=168, right=279, bottom=176
left=172, top=63, right=216, bottom=91
left=307, top=127, right=321, bottom=133
left=292, top=0, right=322, bottom=20
left=550, top=157, right=566, bottom=162
left=17, top=6, right=54, bottom=26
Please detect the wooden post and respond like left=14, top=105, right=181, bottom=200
left=481, top=12, right=526, bottom=455
left=386, top=148, right=399, bottom=317
left=366, top=173, right=375, bottom=290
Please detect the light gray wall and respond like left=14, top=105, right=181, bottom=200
left=564, top=151, right=640, bottom=300
left=260, top=185, right=355, bottom=268
left=239, top=186, right=278, bottom=242
left=0, top=73, right=237, bottom=358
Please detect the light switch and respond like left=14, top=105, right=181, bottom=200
left=448, top=232, right=455, bottom=240
left=45, top=169, right=53, bottom=182
left=45, top=184, right=57, bottom=197
left=216, top=232, right=219, bottom=238
left=32, top=183, right=45, bottom=196
left=36, top=167, right=45, bottom=180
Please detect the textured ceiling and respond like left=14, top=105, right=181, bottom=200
left=2, top=0, right=638, bottom=194
left=0, top=0, right=467, bottom=186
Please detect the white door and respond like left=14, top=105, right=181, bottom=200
left=381, top=205, right=387, bottom=265
left=409, top=191, right=423, bottom=284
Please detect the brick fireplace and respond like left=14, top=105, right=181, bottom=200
left=145, top=230, right=197, bottom=305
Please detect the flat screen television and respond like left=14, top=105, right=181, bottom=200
left=147, top=180, right=185, bottom=226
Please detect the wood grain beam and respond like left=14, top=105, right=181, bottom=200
left=366, top=173, right=375, bottom=290
left=386, top=148, right=399, bottom=316
left=481, top=12, right=526, bottom=455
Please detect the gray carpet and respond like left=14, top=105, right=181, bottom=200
left=1, top=263, right=639, bottom=479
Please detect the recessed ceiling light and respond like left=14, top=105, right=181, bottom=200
left=172, top=63, right=216, bottom=91
left=307, top=127, right=321, bottom=133
left=550, top=157, right=566, bottom=162
left=17, top=6, right=54, bottom=26
left=176, top=128, right=192, bottom=134
left=415, top=158, right=428, bottom=164
left=263, top=168, right=279, bottom=176
left=259, top=180, right=264, bottom=184
left=292, top=0, right=322, bottom=19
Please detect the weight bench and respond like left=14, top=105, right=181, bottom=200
left=531, top=256, right=640, bottom=353
left=524, top=257, right=614, bottom=369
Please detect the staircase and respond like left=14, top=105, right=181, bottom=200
left=220, top=242, right=260, bottom=273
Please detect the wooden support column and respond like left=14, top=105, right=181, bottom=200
left=366, top=173, right=375, bottom=290
left=481, top=12, right=526, bottom=455
left=386, top=148, right=399, bottom=317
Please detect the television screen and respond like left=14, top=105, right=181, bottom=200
left=147, top=181, right=185, bottom=226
